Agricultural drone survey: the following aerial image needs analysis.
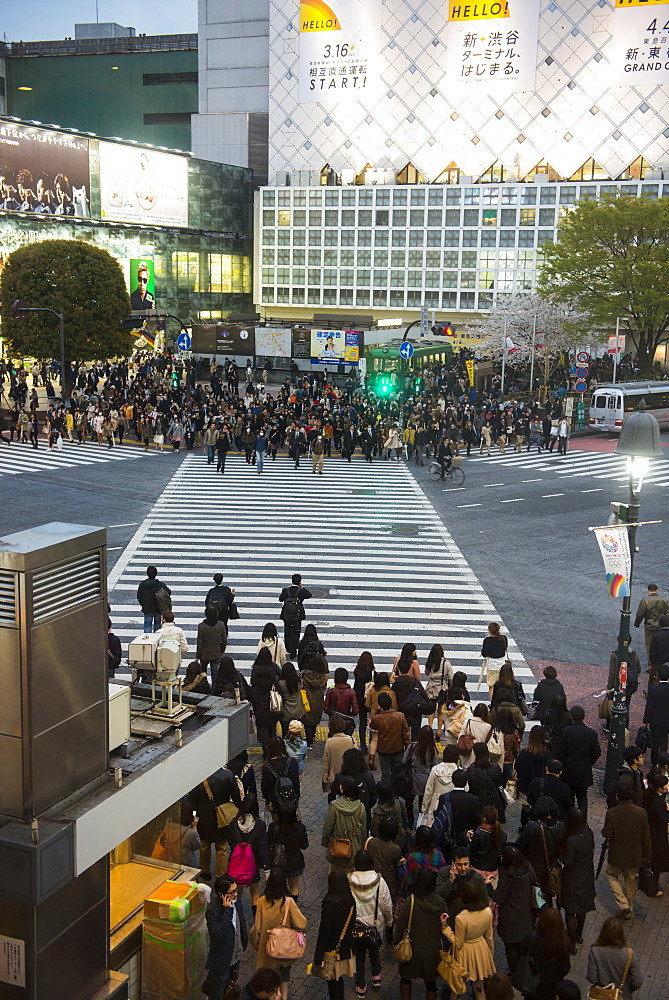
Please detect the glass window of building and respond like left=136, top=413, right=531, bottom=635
left=407, top=290, right=423, bottom=306
left=427, top=209, right=442, bottom=227
left=410, top=210, right=425, bottom=226
left=443, top=271, right=457, bottom=287
left=392, top=210, right=407, bottom=226
left=518, top=250, right=534, bottom=266
left=521, top=187, right=537, bottom=204
left=478, top=291, right=493, bottom=308
left=263, top=210, right=275, bottom=226
left=324, top=249, right=338, bottom=264
left=460, top=271, right=476, bottom=288
left=517, top=270, right=534, bottom=289
left=518, top=230, right=535, bottom=247
left=482, top=209, right=497, bottom=225
left=538, top=208, right=555, bottom=227
left=308, top=250, right=321, bottom=265
left=358, top=210, right=373, bottom=226
left=293, top=210, right=306, bottom=226
left=442, top=291, right=457, bottom=308
left=276, top=267, right=289, bottom=283
left=309, top=230, right=322, bottom=245
left=425, top=271, right=440, bottom=287
left=500, top=208, right=517, bottom=226
left=443, top=250, right=459, bottom=267
left=445, top=188, right=462, bottom=204
left=342, top=190, right=356, bottom=205
left=376, top=210, right=389, bottom=226
left=408, top=250, right=423, bottom=266
left=293, top=191, right=306, bottom=206
left=428, top=189, right=443, bottom=205
left=501, top=187, right=517, bottom=204
left=325, top=190, right=339, bottom=206
left=410, top=189, right=426, bottom=205
left=262, top=287, right=274, bottom=302
left=479, top=250, right=496, bottom=267
left=325, top=210, right=338, bottom=227
left=373, top=270, right=387, bottom=286
left=642, top=184, right=659, bottom=199
left=427, top=231, right=441, bottom=246
left=540, top=187, right=556, bottom=204
left=445, top=209, right=460, bottom=226
left=538, top=230, right=555, bottom=244
left=464, top=187, right=480, bottom=205
left=262, top=250, right=275, bottom=264
left=444, top=231, right=460, bottom=246
left=341, top=230, right=355, bottom=246
left=500, top=230, right=515, bottom=247
left=278, top=230, right=290, bottom=245
left=391, top=250, right=406, bottom=267
left=323, top=269, right=337, bottom=285
left=460, top=292, right=476, bottom=308
left=340, top=249, right=354, bottom=264
left=408, top=231, right=424, bottom=247
left=342, top=209, right=355, bottom=226
left=293, top=268, right=305, bottom=283
left=309, top=190, right=322, bottom=206
left=277, top=287, right=290, bottom=303
left=308, top=289, right=320, bottom=304
left=358, top=250, right=371, bottom=266
left=261, top=268, right=274, bottom=284
left=263, top=191, right=275, bottom=206
left=579, top=186, right=596, bottom=200
left=498, top=271, right=514, bottom=289
left=426, top=250, right=440, bottom=266
left=498, top=250, right=514, bottom=266
left=277, top=248, right=290, bottom=264
left=559, top=186, right=576, bottom=204
left=293, top=287, right=305, bottom=302
left=373, top=290, right=388, bottom=306
left=425, top=290, right=439, bottom=307
left=375, top=230, right=389, bottom=246
left=461, top=251, right=477, bottom=267
left=340, top=269, right=354, bottom=285
left=323, top=289, right=337, bottom=304
left=393, top=189, right=408, bottom=205
left=482, top=187, right=499, bottom=205
left=390, top=270, right=405, bottom=286
left=375, top=189, right=390, bottom=205
left=340, top=289, right=353, bottom=305
left=463, top=209, right=479, bottom=226
left=478, top=271, right=495, bottom=288
left=359, top=190, right=373, bottom=206
left=463, top=230, right=478, bottom=246
left=390, top=290, right=405, bottom=306
left=293, top=249, right=305, bottom=264
left=278, top=191, right=291, bottom=206
left=481, top=231, right=497, bottom=246
left=356, top=290, right=369, bottom=305
left=358, top=230, right=372, bottom=246
left=520, top=208, right=536, bottom=225
left=357, top=270, right=370, bottom=286
left=374, top=250, right=388, bottom=266
left=278, top=211, right=291, bottom=226
left=392, top=230, right=407, bottom=246
left=407, top=271, right=422, bottom=287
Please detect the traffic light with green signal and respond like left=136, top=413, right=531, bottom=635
left=374, top=374, right=392, bottom=395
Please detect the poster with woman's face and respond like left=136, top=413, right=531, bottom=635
left=311, top=328, right=345, bottom=364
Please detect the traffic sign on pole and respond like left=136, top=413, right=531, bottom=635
left=576, top=366, right=588, bottom=378
left=399, top=341, right=414, bottom=360
left=575, top=379, right=588, bottom=392
left=177, top=332, right=192, bottom=351
left=576, top=350, right=590, bottom=364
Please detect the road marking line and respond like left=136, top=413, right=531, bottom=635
left=542, top=493, right=564, bottom=498
left=109, top=522, right=140, bottom=528
left=521, top=478, right=543, bottom=482
left=483, top=483, right=506, bottom=488
left=457, top=503, right=482, bottom=508
left=443, top=487, right=466, bottom=491
left=499, top=498, right=524, bottom=503
left=107, top=546, right=123, bottom=550
left=581, top=488, right=604, bottom=493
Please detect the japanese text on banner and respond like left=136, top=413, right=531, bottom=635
left=593, top=526, right=632, bottom=598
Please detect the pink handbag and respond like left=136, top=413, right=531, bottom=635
left=266, top=899, right=307, bottom=962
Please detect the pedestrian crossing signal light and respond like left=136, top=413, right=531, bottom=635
left=171, top=372, right=179, bottom=388
left=375, top=375, right=392, bottom=395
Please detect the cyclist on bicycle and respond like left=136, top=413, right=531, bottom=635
left=437, top=434, right=453, bottom=480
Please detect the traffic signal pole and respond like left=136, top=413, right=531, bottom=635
left=12, top=301, right=67, bottom=399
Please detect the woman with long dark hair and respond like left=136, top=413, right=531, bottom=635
left=480, top=622, right=508, bottom=700
left=213, top=655, right=248, bottom=701
left=250, top=654, right=281, bottom=757
left=393, top=867, right=445, bottom=1000
left=587, top=917, right=643, bottom=1000
left=365, top=671, right=397, bottom=721
left=403, top=724, right=437, bottom=827
left=560, top=807, right=596, bottom=952
left=515, top=727, right=551, bottom=829
left=491, top=662, right=527, bottom=715
left=267, top=801, right=309, bottom=901
left=493, top=706, right=521, bottom=784
left=300, top=651, right=329, bottom=750
left=424, top=643, right=453, bottom=731
left=466, top=743, right=507, bottom=823
left=330, top=748, right=377, bottom=830
left=392, top=641, right=421, bottom=682
left=403, top=826, right=445, bottom=890
left=260, top=736, right=300, bottom=815
left=227, top=793, right=269, bottom=915
left=493, top=845, right=534, bottom=974
left=442, top=879, right=495, bottom=999
left=312, top=870, right=356, bottom=1000
left=643, top=771, right=669, bottom=891
left=460, top=703, right=493, bottom=768
left=251, top=868, right=307, bottom=1000
left=258, top=621, right=287, bottom=667
left=353, top=651, right=375, bottom=752
left=297, top=623, right=326, bottom=671
left=525, top=908, right=571, bottom=999
left=278, top=661, right=304, bottom=737
left=470, top=805, right=507, bottom=879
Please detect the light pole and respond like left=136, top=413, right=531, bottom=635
left=11, top=299, right=67, bottom=398
left=603, top=400, right=663, bottom=791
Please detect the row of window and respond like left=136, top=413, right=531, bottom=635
left=260, top=249, right=537, bottom=267
left=260, top=288, right=493, bottom=308
left=262, top=207, right=560, bottom=228
left=261, top=229, right=553, bottom=248
left=171, top=251, right=252, bottom=294
left=262, top=182, right=662, bottom=208
left=260, top=268, right=533, bottom=289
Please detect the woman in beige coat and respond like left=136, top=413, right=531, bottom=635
left=442, top=881, right=495, bottom=998
left=322, top=715, right=355, bottom=793
left=250, top=868, right=307, bottom=1000
left=258, top=622, right=287, bottom=668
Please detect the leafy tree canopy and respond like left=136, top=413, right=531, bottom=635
left=538, top=196, right=669, bottom=374
left=0, top=239, right=135, bottom=361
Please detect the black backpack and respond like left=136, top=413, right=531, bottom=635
left=273, top=759, right=297, bottom=807
left=282, top=588, right=302, bottom=622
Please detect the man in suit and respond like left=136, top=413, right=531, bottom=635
left=448, top=769, right=481, bottom=846
left=205, top=874, right=248, bottom=1000
left=555, top=705, right=601, bottom=818
left=527, top=758, right=572, bottom=822
left=643, top=662, right=669, bottom=764
left=278, top=573, right=312, bottom=659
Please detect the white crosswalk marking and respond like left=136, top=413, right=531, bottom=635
left=108, top=455, right=531, bottom=690
left=469, top=448, right=669, bottom=487
left=0, top=441, right=161, bottom=476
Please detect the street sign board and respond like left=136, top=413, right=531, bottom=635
left=576, top=350, right=590, bottom=364
left=576, top=367, right=588, bottom=378
left=608, top=335, right=625, bottom=355
left=619, top=661, right=627, bottom=690
left=399, top=341, right=414, bottom=360
left=565, top=397, right=574, bottom=417
left=177, top=332, right=192, bottom=351
left=575, top=379, right=588, bottom=392
left=569, top=365, right=577, bottom=376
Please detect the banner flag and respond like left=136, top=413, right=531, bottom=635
left=593, top=526, right=632, bottom=597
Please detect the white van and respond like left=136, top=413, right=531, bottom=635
left=589, top=381, right=669, bottom=432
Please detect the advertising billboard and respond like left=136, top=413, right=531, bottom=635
left=255, top=326, right=292, bottom=358
left=610, top=0, right=669, bottom=86
left=292, top=328, right=312, bottom=358
left=310, top=328, right=361, bottom=366
left=444, top=0, right=540, bottom=94
left=215, top=325, right=256, bottom=356
left=128, top=258, right=156, bottom=311
left=99, top=142, right=188, bottom=228
left=298, top=0, right=382, bottom=104
left=0, top=122, right=90, bottom=217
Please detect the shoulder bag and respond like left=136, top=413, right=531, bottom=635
left=392, top=894, right=414, bottom=962
left=270, top=685, right=283, bottom=715
left=486, top=727, right=503, bottom=760
left=269, top=825, right=287, bottom=870
left=265, top=899, right=307, bottom=962
left=437, top=948, right=469, bottom=995
left=539, top=822, right=562, bottom=899
left=329, top=804, right=363, bottom=860
left=353, top=887, right=382, bottom=949
left=587, top=948, right=633, bottom=1000
left=510, top=950, right=541, bottom=996
left=203, top=776, right=238, bottom=828
left=311, top=906, right=355, bottom=981
left=457, top=719, right=476, bottom=754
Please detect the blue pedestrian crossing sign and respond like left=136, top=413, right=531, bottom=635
left=177, top=332, right=192, bottom=351
left=399, top=341, right=414, bottom=360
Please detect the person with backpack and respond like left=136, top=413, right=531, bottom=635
left=331, top=748, right=377, bottom=831
left=348, top=849, right=393, bottom=997
left=392, top=659, right=433, bottom=741
left=279, top=574, right=312, bottom=660
left=137, top=564, right=171, bottom=633
left=227, top=794, right=270, bottom=917
left=261, top=737, right=300, bottom=818
left=420, top=745, right=461, bottom=827
left=189, top=766, right=243, bottom=880
left=205, top=572, right=237, bottom=626
left=322, top=776, right=367, bottom=872
left=267, top=802, right=309, bottom=901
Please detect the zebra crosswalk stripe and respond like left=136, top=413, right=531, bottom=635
left=468, top=449, right=669, bottom=487
left=0, top=441, right=160, bottom=476
left=108, top=455, right=531, bottom=690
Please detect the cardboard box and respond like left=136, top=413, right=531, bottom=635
left=143, top=881, right=203, bottom=921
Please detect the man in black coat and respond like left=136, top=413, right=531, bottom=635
left=527, top=759, right=572, bottom=822
left=205, top=875, right=248, bottom=1000
left=205, top=572, right=236, bottom=624
left=137, top=564, right=170, bottom=633
left=643, top=662, right=669, bottom=764
left=436, top=845, right=489, bottom=927
left=278, top=573, right=312, bottom=659
left=189, top=767, right=243, bottom=879
left=448, top=769, right=481, bottom=846
left=555, top=705, right=601, bottom=818
left=532, top=665, right=566, bottom=723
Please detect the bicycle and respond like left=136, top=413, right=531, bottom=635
left=429, top=461, right=465, bottom=485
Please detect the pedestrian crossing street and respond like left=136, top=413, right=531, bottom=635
left=0, top=440, right=158, bottom=477
left=468, top=446, right=669, bottom=488
left=108, top=454, right=532, bottom=693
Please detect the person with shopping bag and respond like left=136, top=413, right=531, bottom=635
left=249, top=868, right=307, bottom=1000
left=311, top=870, right=356, bottom=1000
left=392, top=867, right=446, bottom=1000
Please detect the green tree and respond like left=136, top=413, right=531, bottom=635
left=538, top=196, right=669, bottom=375
left=0, top=240, right=135, bottom=394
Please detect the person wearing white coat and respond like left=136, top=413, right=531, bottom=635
left=348, top=852, right=393, bottom=996
left=419, top=746, right=461, bottom=826
left=383, top=424, right=401, bottom=460
left=257, top=622, right=287, bottom=667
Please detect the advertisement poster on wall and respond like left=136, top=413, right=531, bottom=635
left=99, top=142, right=189, bottom=228
left=298, top=0, right=382, bottom=103
left=215, top=325, right=256, bottom=356
left=444, top=0, right=540, bottom=93
left=128, top=258, right=156, bottom=310
left=609, top=0, right=669, bottom=86
left=310, top=328, right=361, bottom=366
left=0, top=122, right=90, bottom=217
left=292, top=328, right=312, bottom=358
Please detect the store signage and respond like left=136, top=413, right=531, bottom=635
left=610, top=0, right=669, bottom=85
left=445, top=0, right=540, bottom=92
left=298, top=0, right=382, bottom=103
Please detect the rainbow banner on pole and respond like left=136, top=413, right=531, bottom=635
left=593, top=526, right=632, bottom=598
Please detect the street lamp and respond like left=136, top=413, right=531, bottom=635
left=603, top=400, right=663, bottom=791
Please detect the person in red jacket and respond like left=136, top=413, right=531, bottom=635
left=323, top=668, right=360, bottom=721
